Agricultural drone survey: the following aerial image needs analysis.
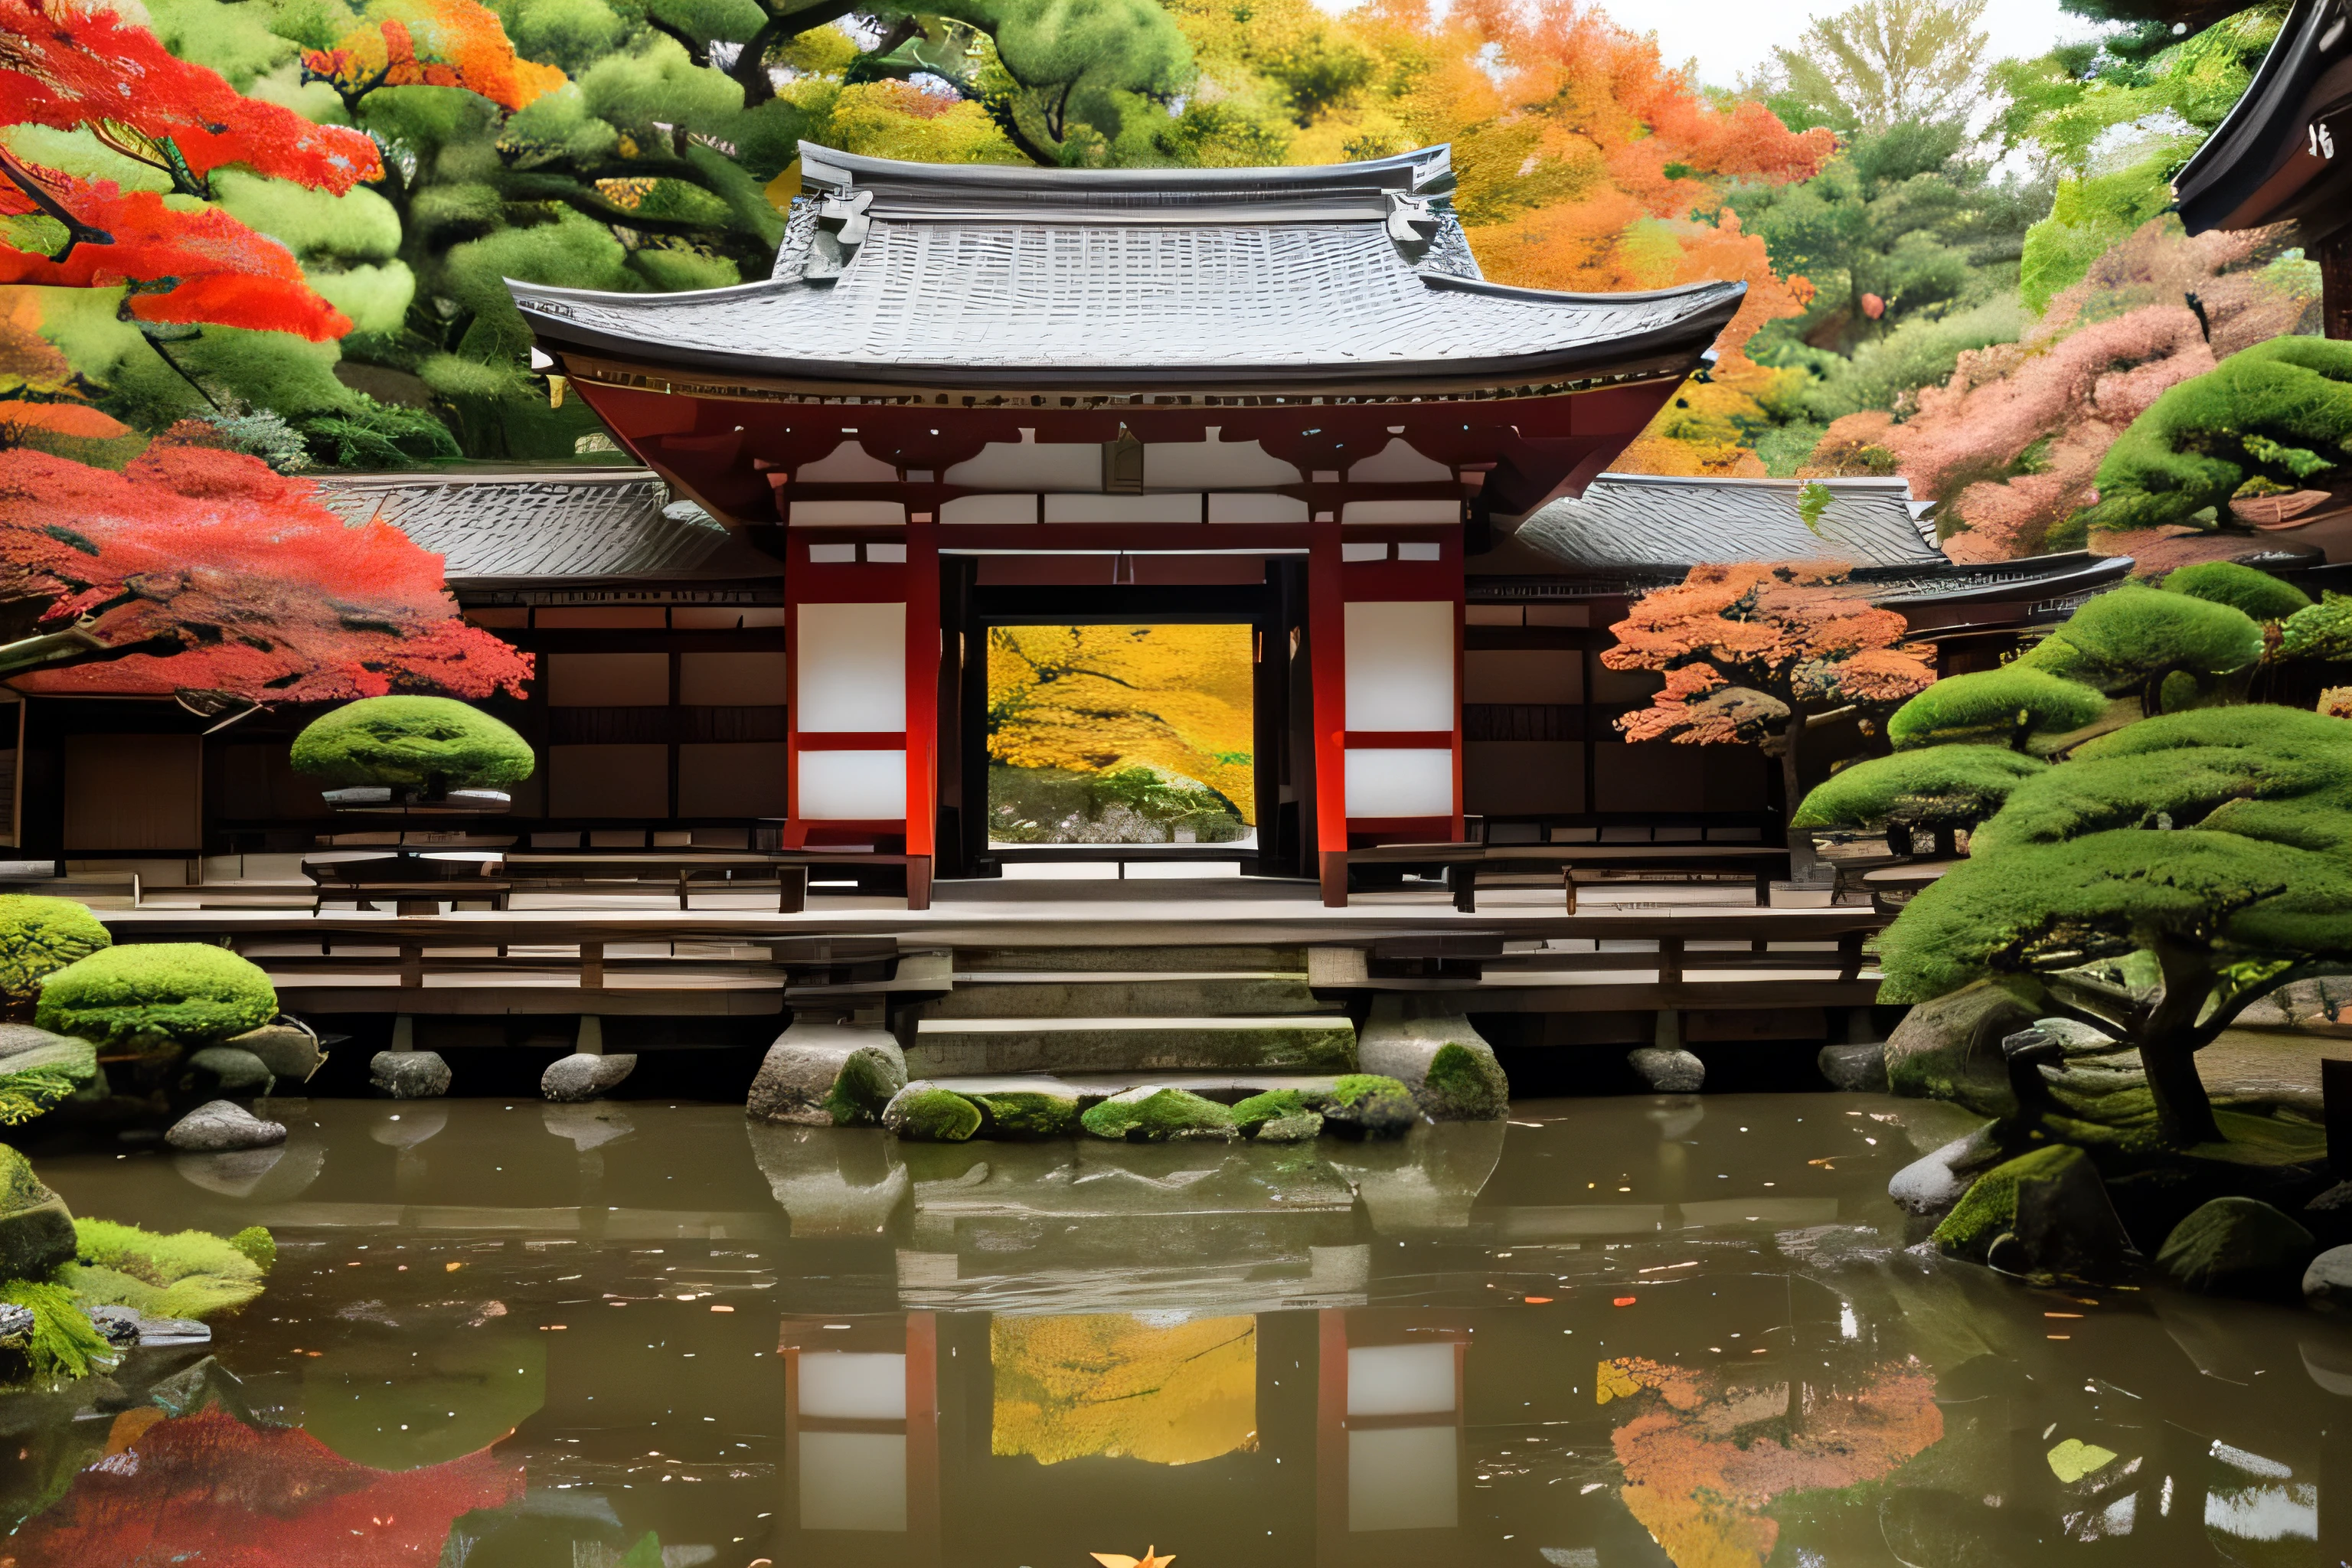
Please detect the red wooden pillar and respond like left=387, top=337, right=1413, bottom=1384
left=903, top=521, right=939, bottom=904
left=1310, top=519, right=1351, bottom=906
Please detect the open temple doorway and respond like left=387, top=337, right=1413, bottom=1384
left=942, top=563, right=1311, bottom=880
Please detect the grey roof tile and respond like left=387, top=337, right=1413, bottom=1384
left=312, top=470, right=780, bottom=585
left=1516, top=473, right=1949, bottom=572
left=507, top=142, right=1745, bottom=394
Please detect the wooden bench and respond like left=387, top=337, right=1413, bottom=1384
left=1321, top=842, right=1790, bottom=911
left=980, top=844, right=1259, bottom=878
left=502, top=851, right=933, bottom=912
left=304, top=854, right=513, bottom=916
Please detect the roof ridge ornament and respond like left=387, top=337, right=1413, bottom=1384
left=1386, top=191, right=1441, bottom=257
left=802, top=188, right=874, bottom=285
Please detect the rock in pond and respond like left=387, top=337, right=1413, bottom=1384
left=2160, top=1197, right=2316, bottom=1296
left=224, top=1021, right=326, bottom=1083
left=370, top=1050, right=449, bottom=1099
left=1354, top=998, right=1510, bottom=1119
left=1254, top=1111, right=1323, bottom=1142
left=1319, top=1074, right=1419, bottom=1138
left=2305, top=1245, right=2352, bottom=1306
left=183, top=1046, right=274, bottom=1099
left=542, top=1052, right=636, bottom=1103
left=1888, top=1125, right=2004, bottom=1216
left=86, top=1304, right=210, bottom=1348
left=966, top=1089, right=1080, bottom=1138
left=1818, top=1041, right=1889, bottom=1093
left=165, top=1099, right=287, bottom=1154
left=0, top=1145, right=77, bottom=1280
left=883, top=1084, right=983, bottom=1142
left=1882, top=976, right=2044, bottom=1116
left=1080, top=1086, right=1237, bottom=1142
left=0, top=1302, right=31, bottom=1348
left=746, top=1022, right=907, bottom=1126
left=1627, top=1047, right=1704, bottom=1093
left=1932, top=1145, right=2136, bottom=1279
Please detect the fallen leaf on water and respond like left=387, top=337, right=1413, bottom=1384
left=2047, top=1438, right=2117, bottom=1485
left=1092, top=1549, right=1174, bottom=1568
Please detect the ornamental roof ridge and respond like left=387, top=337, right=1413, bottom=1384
left=795, top=141, right=1454, bottom=224
left=2174, top=0, right=2352, bottom=234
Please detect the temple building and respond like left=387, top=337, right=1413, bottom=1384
left=2174, top=0, right=2352, bottom=338
left=3, top=144, right=2124, bottom=889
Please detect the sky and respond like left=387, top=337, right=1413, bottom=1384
left=1635, top=0, right=2090, bottom=87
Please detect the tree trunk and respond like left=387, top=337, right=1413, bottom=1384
left=1778, top=723, right=1821, bottom=884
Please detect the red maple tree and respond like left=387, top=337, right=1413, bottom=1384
left=0, top=0, right=378, bottom=341
left=1604, top=562, right=1935, bottom=867
left=0, top=445, right=534, bottom=706
left=302, top=0, right=567, bottom=114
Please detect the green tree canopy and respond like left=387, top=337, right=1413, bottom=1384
left=1885, top=664, right=2112, bottom=751
left=2161, top=560, right=2314, bottom=622
left=2013, top=582, right=2264, bottom=707
left=1790, top=743, right=2050, bottom=838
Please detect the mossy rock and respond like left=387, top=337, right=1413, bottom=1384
left=824, top=1049, right=904, bottom=1128
left=0, top=1145, right=75, bottom=1282
left=34, top=943, right=277, bottom=1049
left=0, top=897, right=109, bottom=1023
left=1882, top=977, right=2045, bottom=1117
left=64, top=1217, right=270, bottom=1320
left=970, top=1092, right=1080, bottom=1138
left=0, top=1024, right=99, bottom=1129
left=1232, top=1089, right=1312, bottom=1134
left=289, top=696, right=535, bottom=793
left=2155, top=1196, right=2315, bottom=1297
left=1255, top=1111, right=1323, bottom=1142
left=883, top=1086, right=982, bottom=1143
left=1079, top=1086, right=1236, bottom=1142
left=1321, top=1074, right=1418, bottom=1138
left=0, top=1278, right=109, bottom=1380
left=1932, top=1144, right=2134, bottom=1279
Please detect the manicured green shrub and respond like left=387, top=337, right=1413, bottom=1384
left=1885, top=667, right=2109, bottom=752
left=2082, top=337, right=2352, bottom=533
left=2282, top=594, right=2352, bottom=662
left=289, top=696, right=534, bottom=793
left=1794, top=746, right=2050, bottom=837
left=65, top=1218, right=270, bottom=1319
left=2161, top=561, right=2312, bottom=621
left=0, top=897, right=109, bottom=1021
left=35, top=944, right=278, bottom=1048
left=2015, top=584, right=2263, bottom=697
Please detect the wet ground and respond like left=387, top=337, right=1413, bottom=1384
left=6, top=1092, right=2352, bottom=1566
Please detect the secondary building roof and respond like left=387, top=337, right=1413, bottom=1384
left=1514, top=473, right=1948, bottom=573
left=508, top=142, right=1746, bottom=398
left=312, top=469, right=780, bottom=589
left=2174, top=0, right=2352, bottom=235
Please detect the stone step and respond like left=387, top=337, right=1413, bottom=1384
left=915, top=975, right=1327, bottom=1020
left=907, top=1015, right=1357, bottom=1076
left=954, top=946, right=1305, bottom=974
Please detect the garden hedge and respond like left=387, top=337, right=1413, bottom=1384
left=290, top=696, right=534, bottom=793
left=35, top=944, right=278, bottom=1048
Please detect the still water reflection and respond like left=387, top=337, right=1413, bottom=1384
left=10, top=1092, right=2352, bottom=1566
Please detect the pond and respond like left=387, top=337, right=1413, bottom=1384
left=7, top=1091, right=2350, bottom=1566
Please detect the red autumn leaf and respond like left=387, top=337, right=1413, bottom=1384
left=303, top=0, right=567, bottom=113
left=0, top=164, right=352, bottom=339
left=0, top=0, right=381, bottom=194
left=9, top=1408, right=522, bottom=1566
left=0, top=446, right=534, bottom=704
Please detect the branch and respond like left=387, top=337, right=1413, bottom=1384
left=0, top=621, right=109, bottom=678
left=0, top=147, right=113, bottom=261
left=642, top=13, right=709, bottom=67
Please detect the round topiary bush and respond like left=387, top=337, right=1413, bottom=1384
left=289, top=697, right=534, bottom=797
left=35, top=944, right=278, bottom=1050
left=2161, top=561, right=2313, bottom=622
left=2014, top=583, right=2264, bottom=696
left=0, top=896, right=110, bottom=1022
left=1886, top=668, right=2110, bottom=753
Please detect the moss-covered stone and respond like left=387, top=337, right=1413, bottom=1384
left=227, top=1227, right=276, bottom=1271
left=1321, top=1074, right=1417, bottom=1138
left=971, top=1092, right=1080, bottom=1138
left=1883, top=977, right=2043, bottom=1116
left=2156, top=1196, right=2315, bottom=1296
left=64, top=1217, right=270, bottom=1320
left=34, top=943, right=276, bottom=1049
left=1935, top=1145, right=2074, bottom=1254
left=824, top=1048, right=903, bottom=1128
left=883, top=1086, right=983, bottom=1142
left=1079, top=1086, right=1236, bottom=1142
left=1232, top=1088, right=1312, bottom=1132
left=0, top=1145, right=74, bottom=1282
left=289, top=696, right=535, bottom=793
left=0, top=1024, right=98, bottom=1129
left=0, top=897, right=109, bottom=1023
left=1931, top=1144, right=2133, bottom=1278
left=0, top=1278, right=109, bottom=1380
left=1254, top=1111, right=1323, bottom=1142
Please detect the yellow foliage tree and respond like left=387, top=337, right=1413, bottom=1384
left=988, top=625, right=1256, bottom=821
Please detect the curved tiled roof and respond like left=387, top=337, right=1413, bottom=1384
left=312, top=469, right=779, bottom=586
left=2174, top=0, right=2352, bottom=234
left=1515, top=473, right=1948, bottom=571
left=508, top=142, right=1746, bottom=397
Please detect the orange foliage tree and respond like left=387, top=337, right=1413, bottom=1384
left=0, top=445, right=533, bottom=708
left=1338, top=0, right=1835, bottom=475
left=0, top=0, right=381, bottom=406
left=301, top=0, right=567, bottom=115
left=1604, top=562, right=1936, bottom=867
